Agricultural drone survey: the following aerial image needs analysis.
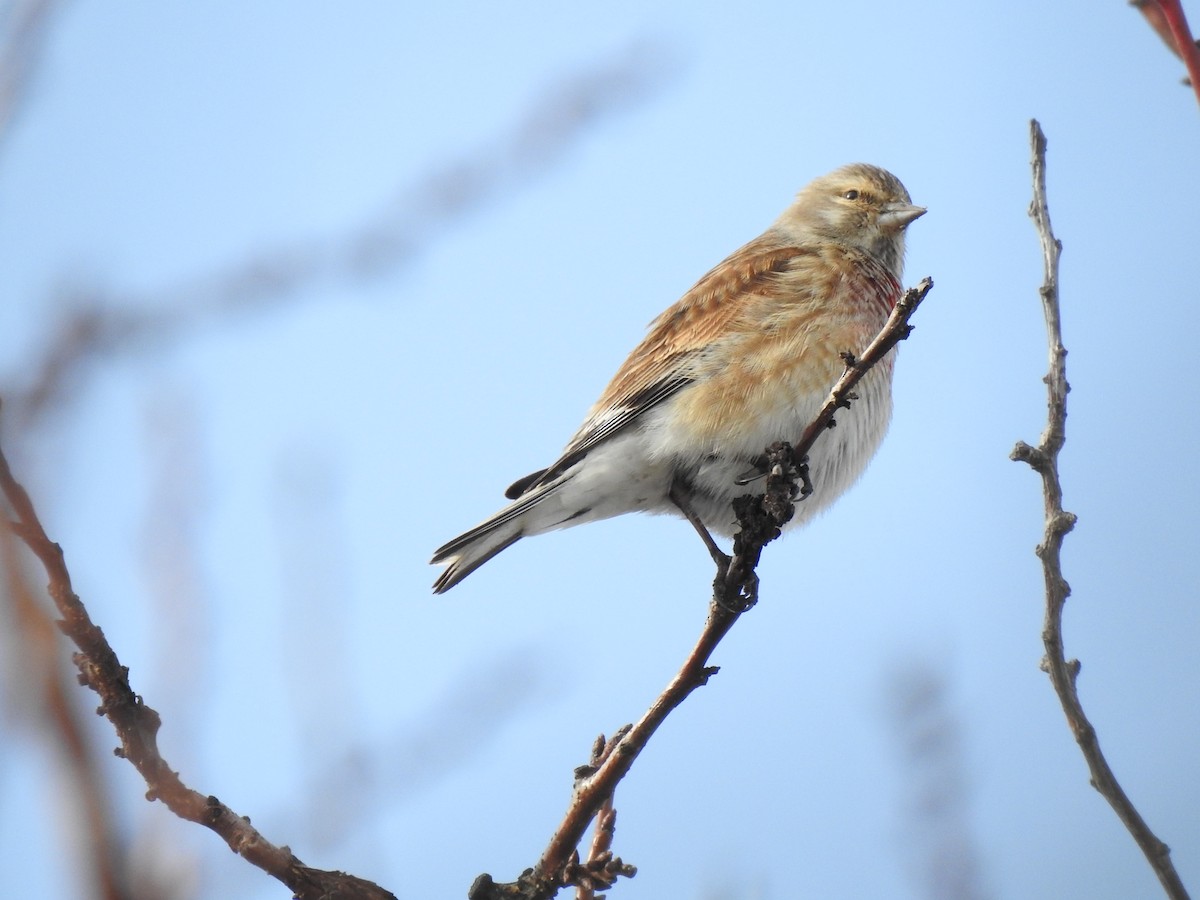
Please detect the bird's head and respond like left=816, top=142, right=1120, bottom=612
left=777, top=163, right=925, bottom=276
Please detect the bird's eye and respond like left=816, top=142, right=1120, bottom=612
left=842, top=189, right=860, bottom=200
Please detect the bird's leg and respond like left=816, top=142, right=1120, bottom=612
left=669, top=482, right=730, bottom=571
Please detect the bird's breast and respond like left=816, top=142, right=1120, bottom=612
left=662, top=289, right=895, bottom=451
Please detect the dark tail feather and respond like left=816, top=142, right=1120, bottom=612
left=431, top=530, right=523, bottom=594
left=505, top=468, right=548, bottom=499
left=432, top=474, right=573, bottom=592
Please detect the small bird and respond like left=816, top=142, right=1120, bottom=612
left=432, top=163, right=924, bottom=593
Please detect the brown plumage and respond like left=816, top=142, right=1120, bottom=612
left=433, top=163, right=924, bottom=593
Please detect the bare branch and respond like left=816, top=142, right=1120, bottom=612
left=0, top=401, right=398, bottom=900
left=570, top=734, right=635, bottom=900
left=469, top=277, right=934, bottom=900
left=1011, top=119, right=1190, bottom=900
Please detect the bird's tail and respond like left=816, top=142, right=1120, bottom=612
left=431, top=524, right=523, bottom=593
left=430, top=481, right=559, bottom=593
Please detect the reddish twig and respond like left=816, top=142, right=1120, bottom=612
left=469, top=276, right=933, bottom=900
left=0, top=401, right=397, bottom=900
left=1133, top=0, right=1200, bottom=105
left=1011, top=120, right=1190, bottom=900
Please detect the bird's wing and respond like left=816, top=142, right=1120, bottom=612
left=506, top=234, right=810, bottom=497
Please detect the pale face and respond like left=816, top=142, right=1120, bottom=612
left=776, top=163, right=925, bottom=276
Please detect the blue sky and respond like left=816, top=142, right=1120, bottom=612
left=1, top=2, right=1198, bottom=899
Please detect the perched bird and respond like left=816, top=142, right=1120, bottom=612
left=432, top=163, right=924, bottom=593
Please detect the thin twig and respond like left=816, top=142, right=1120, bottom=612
left=1011, top=119, right=1190, bottom=900
left=0, top=401, right=398, bottom=900
left=716, top=275, right=933, bottom=609
left=469, top=276, right=933, bottom=900
left=794, top=278, right=933, bottom=456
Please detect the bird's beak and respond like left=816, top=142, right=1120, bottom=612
left=880, top=202, right=926, bottom=230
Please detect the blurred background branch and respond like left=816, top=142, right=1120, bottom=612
left=885, top=660, right=991, bottom=900
left=0, top=0, right=62, bottom=152
left=0, top=18, right=677, bottom=897
left=5, top=39, right=680, bottom=431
